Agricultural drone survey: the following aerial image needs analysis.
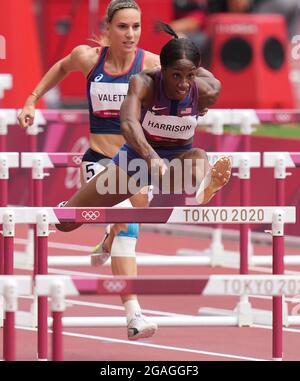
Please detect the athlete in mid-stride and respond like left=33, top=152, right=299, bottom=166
left=57, top=24, right=231, bottom=240
left=18, top=0, right=161, bottom=341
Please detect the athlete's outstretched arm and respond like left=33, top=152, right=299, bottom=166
left=195, top=67, right=221, bottom=110
left=120, top=74, right=167, bottom=176
left=17, top=45, right=96, bottom=128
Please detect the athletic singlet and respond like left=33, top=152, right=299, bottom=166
left=141, top=70, right=199, bottom=146
left=87, top=47, right=145, bottom=134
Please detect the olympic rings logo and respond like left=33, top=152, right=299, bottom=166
left=72, top=155, right=83, bottom=166
left=103, top=279, right=127, bottom=293
left=275, top=113, right=291, bottom=123
left=81, top=210, right=100, bottom=220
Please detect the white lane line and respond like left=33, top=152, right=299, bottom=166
left=17, top=326, right=267, bottom=361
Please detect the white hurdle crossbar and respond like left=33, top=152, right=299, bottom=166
left=0, top=206, right=295, bottom=225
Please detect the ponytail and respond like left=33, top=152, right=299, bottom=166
left=156, top=21, right=179, bottom=39
left=158, top=22, right=201, bottom=68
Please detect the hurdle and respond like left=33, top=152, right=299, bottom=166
left=19, top=151, right=261, bottom=270
left=20, top=152, right=83, bottom=275
left=198, top=152, right=300, bottom=323
left=177, top=151, right=260, bottom=271
left=35, top=273, right=300, bottom=361
left=227, top=152, right=300, bottom=328
left=178, top=152, right=300, bottom=268
left=263, top=152, right=300, bottom=206
left=0, top=108, right=42, bottom=152
left=15, top=109, right=46, bottom=152
left=193, top=111, right=258, bottom=270
left=197, top=109, right=259, bottom=151
left=236, top=152, right=300, bottom=267
left=198, top=108, right=300, bottom=136
left=0, top=205, right=296, bottom=360
left=0, top=275, right=32, bottom=360
left=178, top=110, right=300, bottom=268
left=16, top=110, right=300, bottom=269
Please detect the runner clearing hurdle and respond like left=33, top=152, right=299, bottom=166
left=18, top=2, right=227, bottom=343
left=57, top=23, right=231, bottom=234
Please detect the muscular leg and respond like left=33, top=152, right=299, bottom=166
left=160, top=148, right=210, bottom=194
left=109, top=219, right=157, bottom=340
left=56, top=163, right=133, bottom=231
left=110, top=189, right=148, bottom=306
left=92, top=189, right=155, bottom=331
left=179, top=148, right=231, bottom=204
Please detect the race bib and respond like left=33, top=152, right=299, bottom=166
left=142, top=111, right=198, bottom=140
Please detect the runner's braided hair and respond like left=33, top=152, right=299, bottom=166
left=157, top=21, right=201, bottom=68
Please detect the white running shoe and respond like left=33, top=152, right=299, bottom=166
left=127, top=313, right=158, bottom=341
left=90, top=229, right=111, bottom=266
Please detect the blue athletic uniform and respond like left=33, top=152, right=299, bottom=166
left=85, top=47, right=145, bottom=240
